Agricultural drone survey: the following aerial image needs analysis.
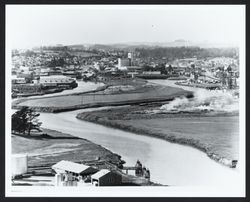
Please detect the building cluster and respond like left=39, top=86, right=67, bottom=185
left=166, top=57, right=239, bottom=89
left=12, top=73, right=78, bottom=97
left=52, top=160, right=122, bottom=187
left=114, top=52, right=167, bottom=79
left=52, top=160, right=151, bottom=187
left=11, top=154, right=151, bottom=187
left=11, top=47, right=239, bottom=96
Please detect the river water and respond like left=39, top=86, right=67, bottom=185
left=39, top=109, right=240, bottom=186
left=36, top=80, right=240, bottom=187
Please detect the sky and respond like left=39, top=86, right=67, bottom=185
left=6, top=5, right=245, bottom=49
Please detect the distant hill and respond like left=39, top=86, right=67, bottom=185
left=29, top=40, right=238, bottom=53
left=83, top=40, right=238, bottom=51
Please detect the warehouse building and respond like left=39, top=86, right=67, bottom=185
left=39, top=75, right=78, bottom=89
left=52, top=160, right=98, bottom=177
left=91, top=169, right=122, bottom=186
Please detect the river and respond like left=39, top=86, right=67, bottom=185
left=36, top=80, right=240, bottom=187
left=39, top=108, right=240, bottom=186
left=10, top=79, right=241, bottom=187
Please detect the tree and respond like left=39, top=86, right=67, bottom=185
left=156, top=63, right=166, bottom=74
left=12, top=107, right=42, bottom=135
left=12, top=109, right=26, bottom=134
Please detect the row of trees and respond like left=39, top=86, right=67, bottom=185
left=141, top=64, right=174, bottom=75
left=135, top=47, right=238, bottom=59
left=12, top=107, right=42, bottom=136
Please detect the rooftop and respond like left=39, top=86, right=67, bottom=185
left=52, top=160, right=91, bottom=174
left=91, top=169, right=111, bottom=179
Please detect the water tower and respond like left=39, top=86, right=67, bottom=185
left=128, top=52, right=133, bottom=66
left=12, top=154, right=28, bottom=177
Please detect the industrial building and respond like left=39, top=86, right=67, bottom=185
left=91, top=169, right=122, bottom=186
left=118, top=58, right=130, bottom=70
left=12, top=84, right=42, bottom=94
left=52, top=161, right=122, bottom=187
left=39, top=75, right=78, bottom=89
left=52, top=160, right=98, bottom=177
left=117, top=52, right=134, bottom=70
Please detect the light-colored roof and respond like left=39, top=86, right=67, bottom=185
left=12, top=75, right=25, bottom=80
left=12, top=154, right=28, bottom=158
left=52, top=160, right=91, bottom=174
left=91, top=169, right=111, bottom=179
left=127, top=66, right=142, bottom=69
left=40, top=75, right=68, bottom=79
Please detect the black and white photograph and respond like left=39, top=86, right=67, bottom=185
left=5, top=4, right=245, bottom=197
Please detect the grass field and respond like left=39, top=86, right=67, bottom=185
left=14, top=84, right=191, bottom=109
left=114, top=116, right=239, bottom=160
left=12, top=128, right=123, bottom=167
left=77, top=105, right=239, bottom=165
